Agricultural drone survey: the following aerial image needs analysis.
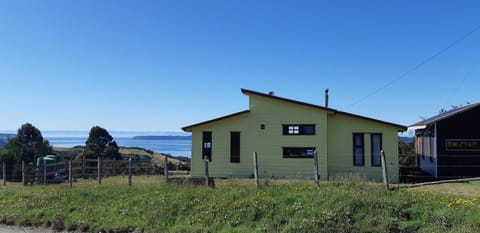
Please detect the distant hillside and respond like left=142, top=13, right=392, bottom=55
left=120, top=147, right=188, bottom=164
left=132, top=135, right=192, bottom=140
left=170, top=156, right=191, bottom=163
left=0, top=134, right=15, bottom=147
left=399, top=136, right=414, bottom=143
left=52, top=146, right=189, bottom=164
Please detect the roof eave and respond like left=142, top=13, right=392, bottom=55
left=409, top=102, right=480, bottom=127
left=241, top=88, right=335, bottom=113
left=408, top=125, right=427, bottom=131
left=181, top=110, right=251, bottom=132
left=335, top=110, right=408, bottom=131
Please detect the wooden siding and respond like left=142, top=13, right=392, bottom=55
left=327, top=113, right=400, bottom=183
left=415, top=128, right=437, bottom=177
left=190, top=93, right=329, bottom=179
left=188, top=91, right=402, bottom=183
left=436, top=106, right=480, bottom=177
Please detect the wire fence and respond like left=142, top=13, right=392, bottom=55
left=1, top=151, right=392, bottom=189
left=195, top=152, right=480, bottom=185
left=197, top=151, right=393, bottom=189
left=399, top=153, right=480, bottom=182
left=1, top=156, right=190, bottom=188
left=2, top=153, right=479, bottom=188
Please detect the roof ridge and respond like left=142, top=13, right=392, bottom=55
left=241, top=88, right=406, bottom=130
left=410, top=102, right=480, bottom=127
left=241, top=88, right=335, bottom=111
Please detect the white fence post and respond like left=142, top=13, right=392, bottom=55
left=253, top=152, right=259, bottom=187
left=381, top=150, right=390, bottom=190
left=314, top=151, right=320, bottom=187
left=204, top=156, right=209, bottom=187
left=97, top=157, right=102, bottom=185
left=128, top=156, right=132, bottom=186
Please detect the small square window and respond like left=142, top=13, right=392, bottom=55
left=203, top=142, right=211, bottom=149
left=288, top=126, right=299, bottom=134
left=283, top=124, right=315, bottom=135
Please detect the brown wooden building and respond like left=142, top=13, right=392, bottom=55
left=410, top=102, right=480, bottom=178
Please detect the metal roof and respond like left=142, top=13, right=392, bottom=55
left=410, top=102, right=480, bottom=127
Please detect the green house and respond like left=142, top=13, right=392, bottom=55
left=182, top=89, right=406, bottom=183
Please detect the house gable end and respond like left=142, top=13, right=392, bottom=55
left=182, top=88, right=404, bottom=183
left=182, top=110, right=250, bottom=132
left=242, top=88, right=406, bottom=131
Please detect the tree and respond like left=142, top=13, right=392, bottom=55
left=83, top=126, right=121, bottom=160
left=0, top=123, right=52, bottom=163
left=399, top=140, right=415, bottom=167
left=0, top=123, right=52, bottom=181
left=18, top=123, right=52, bottom=161
left=104, top=141, right=121, bottom=160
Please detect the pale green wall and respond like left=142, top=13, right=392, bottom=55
left=248, top=94, right=329, bottom=179
left=190, top=113, right=253, bottom=178
left=187, top=92, right=401, bottom=183
left=190, top=94, right=329, bottom=179
left=327, top=113, right=400, bottom=183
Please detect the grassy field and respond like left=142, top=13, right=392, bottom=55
left=410, top=180, right=480, bottom=197
left=119, top=147, right=184, bottom=165
left=0, top=177, right=479, bottom=233
left=53, top=146, right=185, bottom=165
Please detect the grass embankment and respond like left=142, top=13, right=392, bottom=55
left=1, top=178, right=480, bottom=233
left=53, top=146, right=185, bottom=165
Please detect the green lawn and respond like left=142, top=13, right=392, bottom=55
left=0, top=177, right=479, bottom=232
left=410, top=180, right=480, bottom=197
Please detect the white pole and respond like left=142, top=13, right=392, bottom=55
left=314, top=151, right=320, bottom=187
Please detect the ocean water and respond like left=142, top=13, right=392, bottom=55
left=46, top=137, right=192, bottom=158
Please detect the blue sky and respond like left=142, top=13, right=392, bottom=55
left=1, top=1, right=479, bottom=133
